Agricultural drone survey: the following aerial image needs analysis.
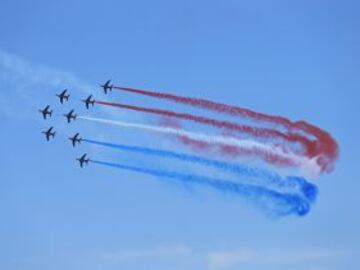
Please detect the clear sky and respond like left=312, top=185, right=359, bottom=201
left=0, top=1, right=359, bottom=269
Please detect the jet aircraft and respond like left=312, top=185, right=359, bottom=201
left=69, top=133, right=82, bottom=147
left=42, top=127, right=55, bottom=141
left=56, top=89, right=70, bottom=104
left=39, top=105, right=52, bottom=119
left=77, top=154, right=89, bottom=167
left=82, top=95, right=95, bottom=109
left=63, top=109, right=77, bottom=123
left=101, top=80, right=113, bottom=94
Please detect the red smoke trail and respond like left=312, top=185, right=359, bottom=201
left=157, top=116, right=296, bottom=167
left=157, top=117, right=210, bottom=151
left=111, top=86, right=305, bottom=128
left=113, top=86, right=338, bottom=172
left=96, top=101, right=315, bottom=158
left=178, top=135, right=296, bottom=167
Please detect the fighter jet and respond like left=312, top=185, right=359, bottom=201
left=63, top=109, right=77, bottom=123
left=56, top=89, right=70, bottom=104
left=77, top=154, right=89, bottom=167
left=68, top=133, right=82, bottom=147
left=82, top=95, right=95, bottom=109
left=101, top=80, right=113, bottom=94
left=39, top=105, right=52, bottom=119
left=42, top=127, right=56, bottom=141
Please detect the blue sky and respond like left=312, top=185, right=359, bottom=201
left=0, top=0, right=359, bottom=269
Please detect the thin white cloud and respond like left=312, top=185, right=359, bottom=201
left=0, top=48, right=125, bottom=120
left=207, top=248, right=358, bottom=269
left=100, top=244, right=192, bottom=263
left=0, top=48, right=91, bottom=92
left=94, top=244, right=359, bottom=270
left=208, top=249, right=256, bottom=268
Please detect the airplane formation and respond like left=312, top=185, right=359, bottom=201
left=40, top=80, right=113, bottom=167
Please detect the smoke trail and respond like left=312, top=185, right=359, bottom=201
left=110, top=86, right=308, bottom=129
left=112, top=85, right=338, bottom=172
left=158, top=117, right=296, bottom=167
left=83, top=139, right=317, bottom=202
left=96, top=101, right=315, bottom=158
left=90, top=159, right=311, bottom=217
left=78, top=116, right=320, bottom=175
left=0, top=49, right=120, bottom=122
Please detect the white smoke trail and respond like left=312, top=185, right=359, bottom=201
left=78, top=115, right=321, bottom=177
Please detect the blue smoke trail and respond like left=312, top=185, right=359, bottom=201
left=91, top=159, right=311, bottom=217
left=83, top=139, right=317, bottom=202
